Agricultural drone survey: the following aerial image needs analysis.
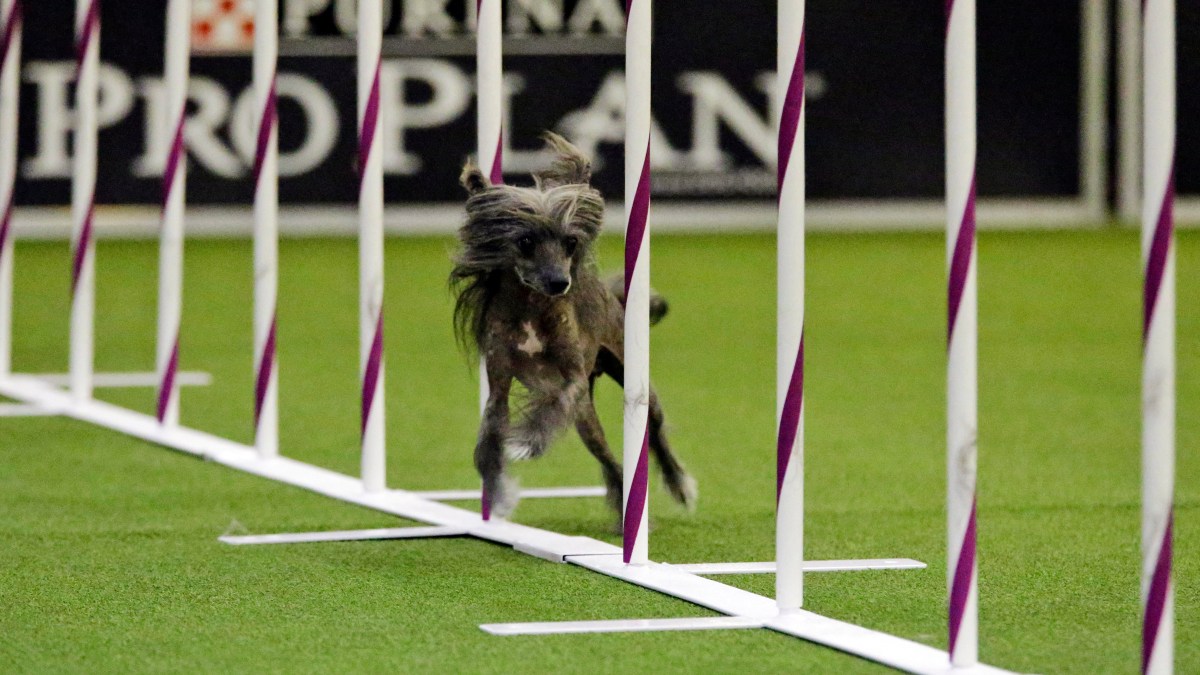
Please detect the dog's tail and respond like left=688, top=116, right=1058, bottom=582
left=606, top=274, right=668, bottom=326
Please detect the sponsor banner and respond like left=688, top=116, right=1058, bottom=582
left=13, top=1, right=1093, bottom=207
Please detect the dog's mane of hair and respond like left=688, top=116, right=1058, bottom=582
left=450, top=133, right=607, bottom=354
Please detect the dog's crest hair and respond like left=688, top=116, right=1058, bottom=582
left=450, top=133, right=604, bottom=353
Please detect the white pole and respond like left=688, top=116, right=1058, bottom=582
left=358, top=0, right=386, bottom=493
left=1117, top=0, right=1142, bottom=222
left=622, top=0, right=651, bottom=566
left=946, top=0, right=978, bottom=667
left=253, top=0, right=279, bottom=459
left=157, top=0, right=190, bottom=426
left=70, top=0, right=99, bottom=400
left=1079, top=0, right=1109, bottom=223
left=476, top=0, right=502, bottom=515
left=1140, top=1, right=1174, bottom=673
left=0, top=0, right=21, bottom=378
left=775, top=0, right=805, bottom=613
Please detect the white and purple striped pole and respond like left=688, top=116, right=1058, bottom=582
left=946, top=0, right=978, bottom=667
left=70, top=0, right=99, bottom=400
left=1140, top=1, right=1174, bottom=673
left=775, top=0, right=805, bottom=613
left=622, top=0, right=651, bottom=566
left=358, top=0, right=386, bottom=493
left=252, top=0, right=279, bottom=459
left=0, top=0, right=21, bottom=377
left=156, top=0, right=190, bottom=426
left=476, top=0, right=502, bottom=517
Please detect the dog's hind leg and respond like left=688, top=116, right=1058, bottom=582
left=596, top=346, right=697, bottom=510
left=648, top=389, right=698, bottom=510
left=476, top=371, right=519, bottom=518
left=574, top=379, right=624, bottom=517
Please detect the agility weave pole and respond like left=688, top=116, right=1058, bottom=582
left=946, top=0, right=979, bottom=667
left=1140, top=1, right=1175, bottom=673
left=157, top=0, right=190, bottom=428
left=621, top=0, right=651, bottom=567
left=71, top=0, right=98, bottom=400
left=475, top=0, right=502, bottom=516
left=358, top=0, right=386, bottom=493
left=0, top=0, right=20, bottom=379
left=253, top=0, right=279, bottom=460
left=775, top=0, right=805, bottom=614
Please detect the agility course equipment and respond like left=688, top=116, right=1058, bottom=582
left=1141, top=1, right=1175, bottom=673
left=0, top=3, right=1178, bottom=675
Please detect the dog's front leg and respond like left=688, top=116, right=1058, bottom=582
left=476, top=366, right=517, bottom=518
left=506, top=356, right=589, bottom=461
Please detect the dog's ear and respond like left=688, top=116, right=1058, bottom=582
left=534, top=132, right=591, bottom=187
left=460, top=159, right=490, bottom=196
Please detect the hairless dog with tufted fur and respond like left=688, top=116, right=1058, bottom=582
left=450, top=132, right=695, bottom=520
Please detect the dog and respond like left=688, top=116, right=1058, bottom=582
left=450, top=132, right=696, bottom=520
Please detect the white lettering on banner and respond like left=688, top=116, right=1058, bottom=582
left=565, top=0, right=623, bottom=35
left=280, top=0, right=622, bottom=37
left=402, top=0, right=457, bottom=37
left=230, top=75, right=340, bottom=176
left=136, top=77, right=243, bottom=179
left=334, top=0, right=396, bottom=35
left=23, top=63, right=135, bottom=178
left=283, top=0, right=331, bottom=36
left=678, top=72, right=773, bottom=170
left=379, top=59, right=472, bottom=174
left=558, top=72, right=684, bottom=171
left=508, top=0, right=563, bottom=35
left=19, top=59, right=810, bottom=186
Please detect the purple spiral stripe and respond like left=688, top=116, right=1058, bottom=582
left=162, top=115, right=185, bottom=207
left=776, top=333, right=804, bottom=504
left=947, top=172, right=976, bottom=344
left=948, top=498, right=977, bottom=656
left=360, top=312, right=383, bottom=437
left=0, top=199, right=12, bottom=255
left=1143, top=166, right=1174, bottom=342
left=1142, top=512, right=1173, bottom=674
left=358, top=61, right=381, bottom=188
left=945, top=0, right=955, bottom=32
left=622, top=426, right=650, bottom=563
left=71, top=202, right=94, bottom=293
left=623, top=149, right=650, bottom=297
left=489, top=132, right=504, bottom=185
left=0, top=0, right=21, bottom=78
left=254, top=314, right=277, bottom=426
left=777, top=30, right=804, bottom=194
left=74, top=0, right=98, bottom=75
left=481, top=482, right=491, bottom=521
left=156, top=335, right=179, bottom=423
left=253, top=79, right=277, bottom=188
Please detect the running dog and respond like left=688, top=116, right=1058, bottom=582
left=450, top=132, right=696, bottom=520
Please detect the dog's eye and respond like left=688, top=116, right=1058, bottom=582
left=517, top=235, right=535, bottom=256
left=563, top=236, right=578, bottom=255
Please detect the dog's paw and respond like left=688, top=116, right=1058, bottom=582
left=491, top=475, right=521, bottom=518
left=666, top=472, right=699, bottom=512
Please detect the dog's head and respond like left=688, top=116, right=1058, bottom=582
left=455, top=132, right=603, bottom=298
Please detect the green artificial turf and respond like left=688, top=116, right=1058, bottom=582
left=0, top=229, right=1195, bottom=673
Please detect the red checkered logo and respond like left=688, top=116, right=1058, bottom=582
left=192, top=0, right=255, bottom=53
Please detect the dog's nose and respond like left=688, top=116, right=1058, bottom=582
left=546, top=278, right=570, bottom=295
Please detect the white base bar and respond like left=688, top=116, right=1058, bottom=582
left=0, top=402, right=63, bottom=417
left=670, top=559, right=927, bottom=575
left=0, top=374, right=1017, bottom=675
left=414, top=486, right=606, bottom=501
left=26, top=371, right=211, bottom=388
left=482, top=616, right=765, bottom=636
left=219, top=525, right=466, bottom=546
